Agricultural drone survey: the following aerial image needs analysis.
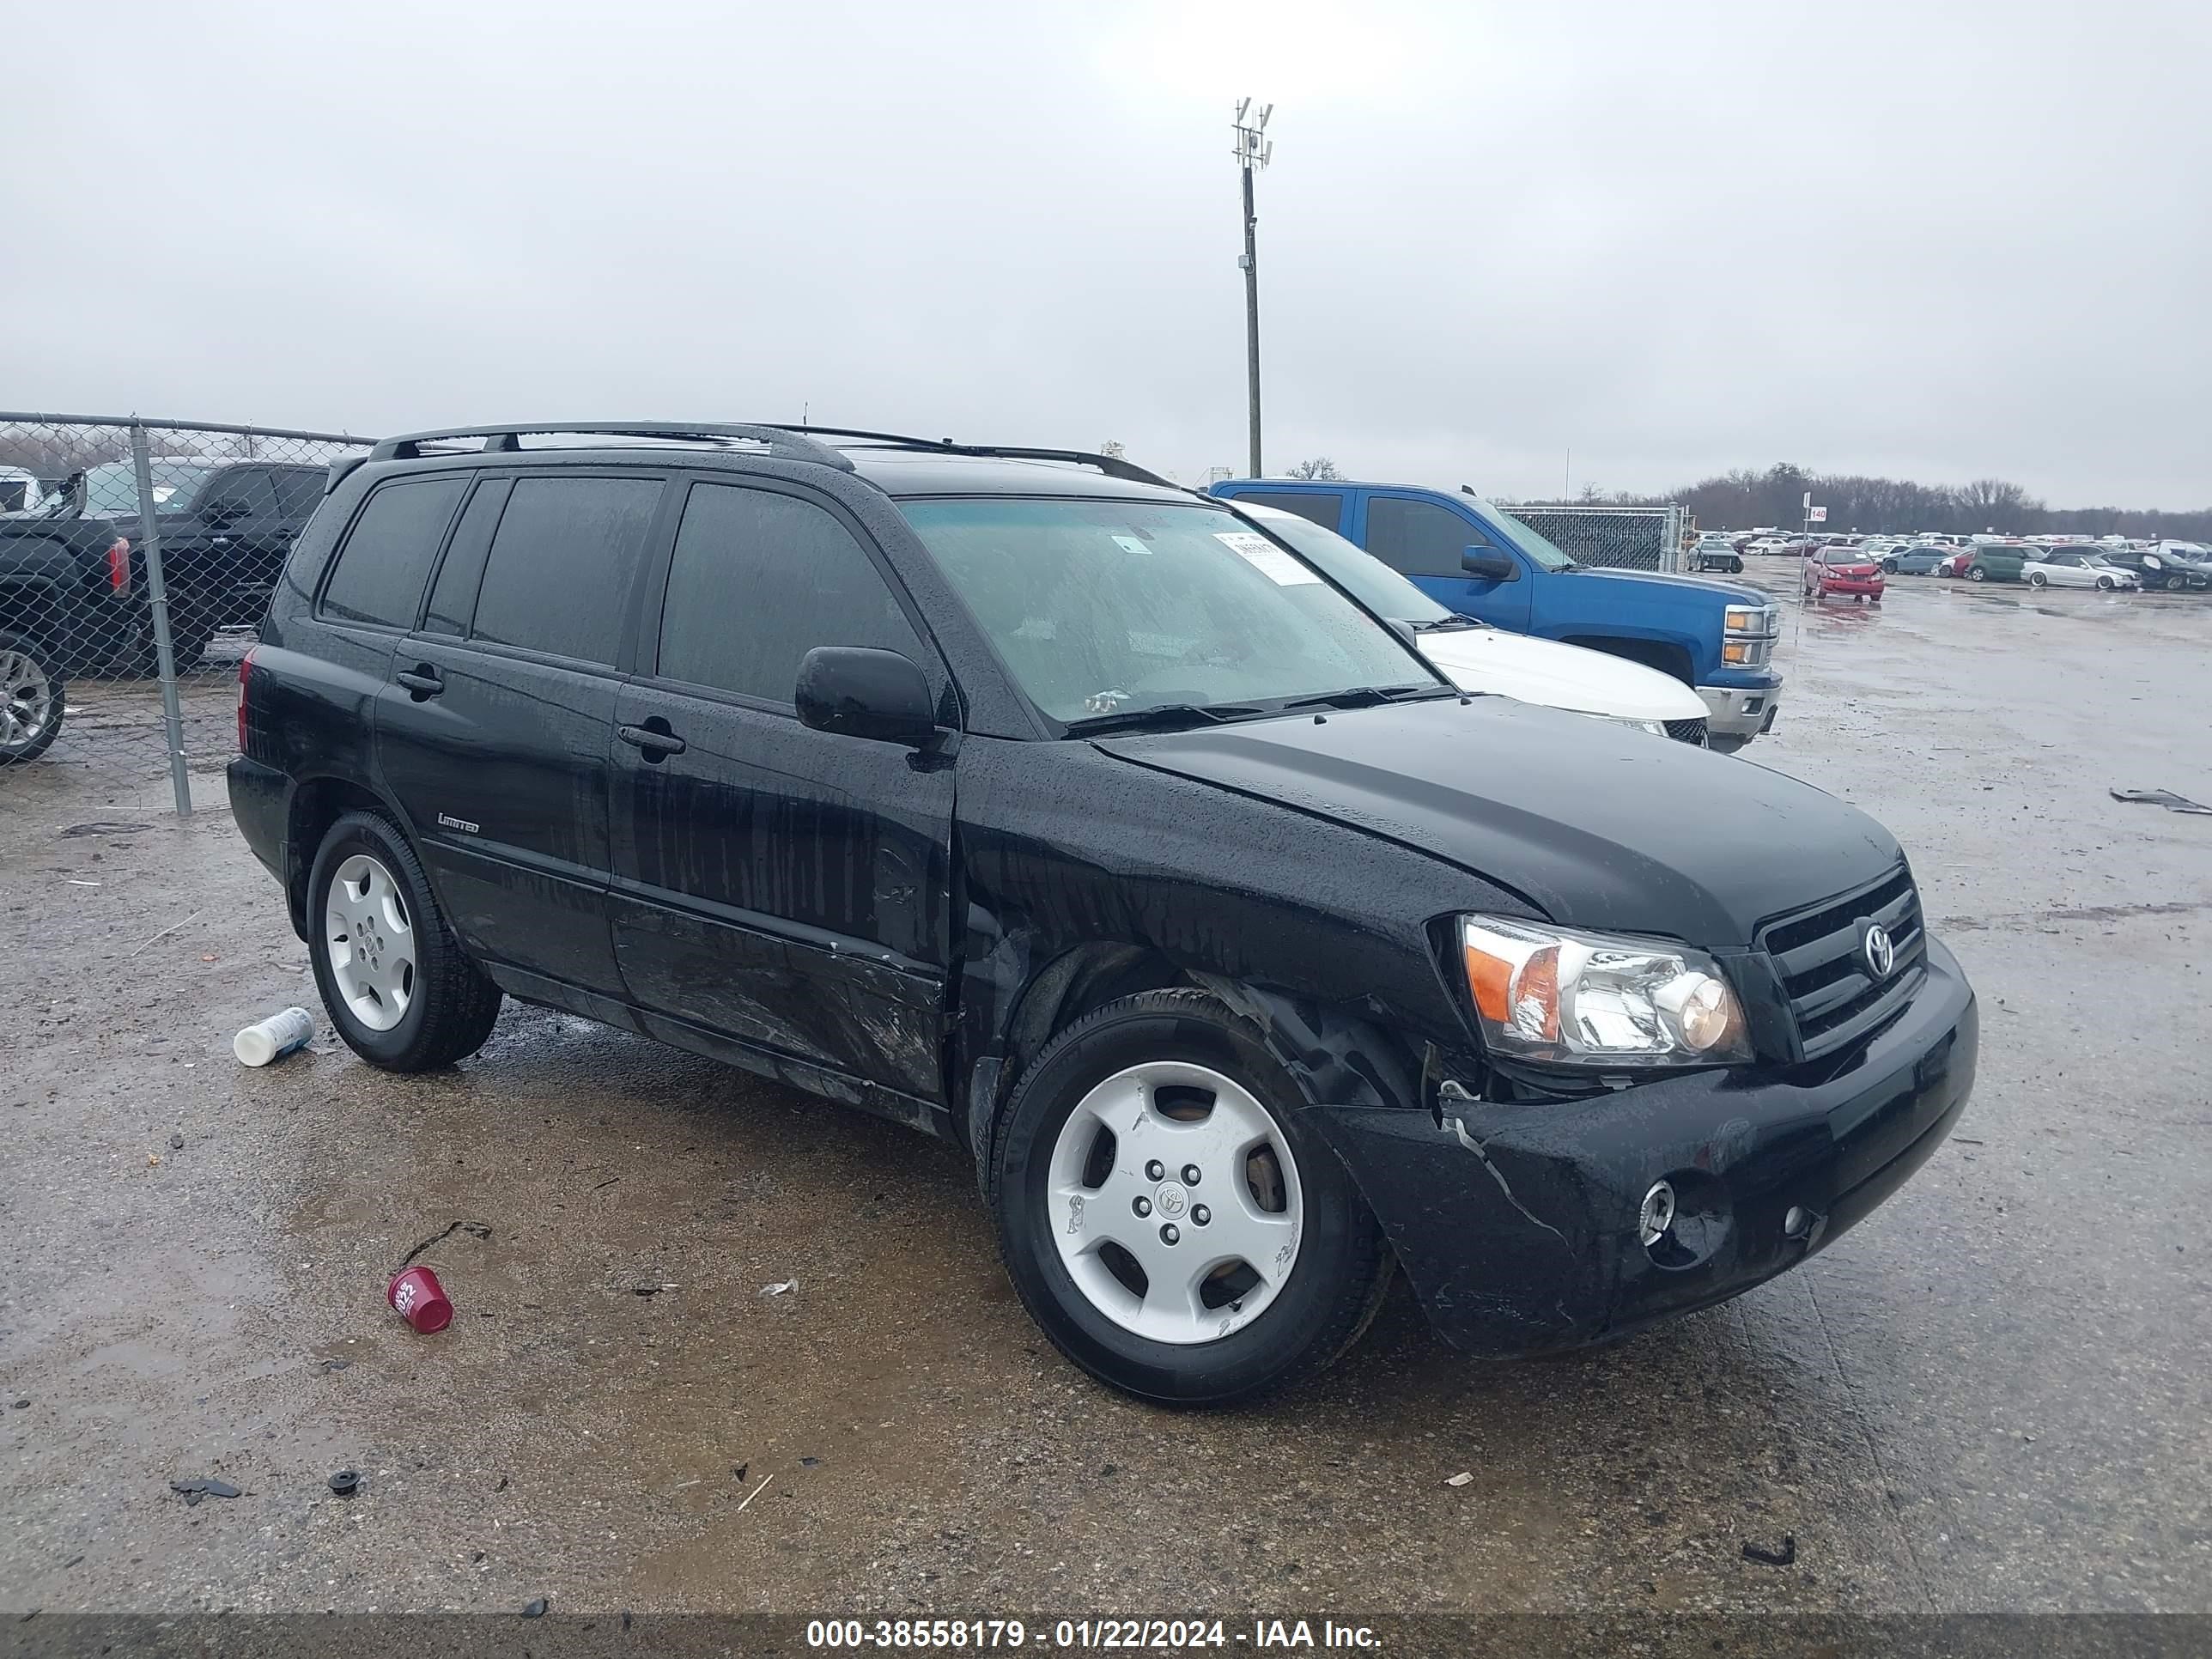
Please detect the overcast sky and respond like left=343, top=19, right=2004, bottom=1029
left=4, top=2, right=2207, bottom=505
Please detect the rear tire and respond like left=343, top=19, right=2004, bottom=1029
left=1967, top=567, right=1987, bottom=583
left=307, top=810, right=502, bottom=1071
left=0, top=630, right=64, bottom=764
left=990, top=988, right=1391, bottom=1406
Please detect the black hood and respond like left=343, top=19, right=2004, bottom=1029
left=1095, top=697, right=1900, bottom=947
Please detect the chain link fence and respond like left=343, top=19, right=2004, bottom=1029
left=1503, top=504, right=1685, bottom=573
left=0, top=414, right=370, bottom=807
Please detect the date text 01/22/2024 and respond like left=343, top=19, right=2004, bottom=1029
left=804, top=1619, right=1382, bottom=1650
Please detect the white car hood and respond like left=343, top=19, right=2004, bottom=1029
left=1416, top=627, right=1710, bottom=723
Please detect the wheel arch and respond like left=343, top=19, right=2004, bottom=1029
left=284, top=775, right=416, bottom=940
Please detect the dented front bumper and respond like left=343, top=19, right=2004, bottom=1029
left=1307, top=938, right=1977, bottom=1356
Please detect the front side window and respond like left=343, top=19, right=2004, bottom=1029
left=198, top=468, right=277, bottom=519
left=319, top=476, right=469, bottom=629
left=1364, top=496, right=1486, bottom=578
left=900, top=497, right=1439, bottom=726
left=656, top=483, right=923, bottom=703
left=471, top=476, right=662, bottom=665
left=271, top=469, right=326, bottom=517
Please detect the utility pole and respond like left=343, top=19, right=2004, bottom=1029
left=1232, top=99, right=1273, bottom=478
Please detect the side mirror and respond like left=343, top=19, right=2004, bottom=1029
left=794, top=646, right=937, bottom=744
left=1462, top=546, right=1517, bottom=581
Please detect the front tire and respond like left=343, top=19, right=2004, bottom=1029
left=2028, top=572, right=2048, bottom=587
left=307, top=810, right=502, bottom=1071
left=1967, top=566, right=1988, bottom=582
left=2096, top=576, right=2115, bottom=591
left=990, top=988, right=1391, bottom=1406
left=0, top=631, right=64, bottom=764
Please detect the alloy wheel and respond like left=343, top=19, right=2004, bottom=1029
left=1045, top=1060, right=1304, bottom=1344
left=325, top=853, right=417, bottom=1031
left=1, top=647, right=56, bottom=752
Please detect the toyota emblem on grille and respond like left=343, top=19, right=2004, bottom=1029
left=1861, top=922, right=1895, bottom=981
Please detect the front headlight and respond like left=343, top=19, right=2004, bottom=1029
left=1459, top=915, right=1752, bottom=1067
left=1723, top=605, right=1767, bottom=635
left=1612, top=717, right=1667, bottom=737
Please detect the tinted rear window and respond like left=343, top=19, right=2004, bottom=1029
left=271, top=469, right=325, bottom=516
left=319, top=477, right=469, bottom=628
left=470, top=476, right=662, bottom=665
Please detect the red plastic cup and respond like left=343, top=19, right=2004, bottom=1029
left=387, top=1266, right=453, bottom=1333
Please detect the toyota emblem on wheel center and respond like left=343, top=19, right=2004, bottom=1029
left=1153, top=1182, right=1189, bottom=1219
left=1861, top=921, right=1895, bottom=981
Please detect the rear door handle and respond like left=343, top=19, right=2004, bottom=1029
left=618, top=722, right=687, bottom=758
left=395, top=665, right=443, bottom=697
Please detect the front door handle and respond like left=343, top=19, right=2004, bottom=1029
left=395, top=665, right=443, bottom=698
left=618, top=722, right=687, bottom=758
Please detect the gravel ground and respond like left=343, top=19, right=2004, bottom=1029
left=3, top=571, right=2208, bottom=1627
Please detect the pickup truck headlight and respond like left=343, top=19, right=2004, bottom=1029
left=1723, top=605, right=1767, bottom=635
left=1459, top=915, right=1752, bottom=1067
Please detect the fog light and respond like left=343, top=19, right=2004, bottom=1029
left=1638, top=1181, right=1676, bottom=1247
left=1784, top=1205, right=1810, bottom=1237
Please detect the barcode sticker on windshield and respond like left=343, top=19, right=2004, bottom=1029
left=1216, top=531, right=1321, bottom=585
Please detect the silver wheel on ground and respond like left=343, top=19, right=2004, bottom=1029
left=324, top=853, right=416, bottom=1031
left=1047, top=1060, right=1303, bottom=1344
left=1, top=645, right=58, bottom=757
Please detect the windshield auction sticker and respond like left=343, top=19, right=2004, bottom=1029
left=1215, top=531, right=1321, bottom=585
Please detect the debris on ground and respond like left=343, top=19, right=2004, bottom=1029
left=398, top=1220, right=492, bottom=1268
left=11, top=1399, right=29, bottom=1410
left=169, top=1133, right=185, bottom=1151
left=732, top=1463, right=748, bottom=1482
left=170, top=1479, right=243, bottom=1504
left=233, top=1007, right=316, bottom=1067
left=328, top=1470, right=360, bottom=1497
left=522, top=1597, right=549, bottom=1618
left=2110, top=787, right=2212, bottom=816
left=322, top=1358, right=349, bottom=1373
left=734, top=1474, right=775, bottom=1513
left=386, top=1265, right=454, bottom=1334
left=634, top=1282, right=678, bottom=1297
left=1444, top=1471, right=1474, bottom=1488
left=799, top=1456, right=821, bottom=1468
left=758, top=1279, right=797, bottom=1297
left=1742, top=1534, right=1798, bottom=1567
left=62, top=821, right=151, bottom=838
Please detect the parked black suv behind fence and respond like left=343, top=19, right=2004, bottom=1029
left=231, top=422, right=1978, bottom=1404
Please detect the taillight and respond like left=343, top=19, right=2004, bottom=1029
left=236, top=647, right=256, bottom=752
left=106, top=537, right=131, bottom=592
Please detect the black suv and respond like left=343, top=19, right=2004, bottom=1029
left=230, top=422, right=1978, bottom=1404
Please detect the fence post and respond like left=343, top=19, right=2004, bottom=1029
left=129, top=422, right=193, bottom=816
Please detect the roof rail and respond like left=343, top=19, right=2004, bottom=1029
left=365, top=422, right=856, bottom=471
left=768, top=426, right=1179, bottom=491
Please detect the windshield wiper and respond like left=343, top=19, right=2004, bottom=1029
left=1408, top=615, right=1484, bottom=632
left=1061, top=702, right=1267, bottom=737
left=1279, top=684, right=1449, bottom=711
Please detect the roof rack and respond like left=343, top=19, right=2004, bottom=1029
left=768, top=426, right=1180, bottom=491
left=365, top=422, right=855, bottom=471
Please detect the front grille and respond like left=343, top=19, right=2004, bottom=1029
left=1759, top=864, right=1926, bottom=1060
left=1664, top=717, right=1708, bottom=744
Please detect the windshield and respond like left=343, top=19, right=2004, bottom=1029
left=1240, top=508, right=1456, bottom=625
left=900, top=497, right=1444, bottom=726
left=1487, top=507, right=1577, bottom=572
left=50, top=460, right=214, bottom=519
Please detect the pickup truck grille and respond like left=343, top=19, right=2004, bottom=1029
left=1759, top=864, right=1926, bottom=1060
left=1664, top=717, right=1707, bottom=745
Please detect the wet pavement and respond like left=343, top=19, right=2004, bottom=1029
left=3, top=570, right=2209, bottom=1620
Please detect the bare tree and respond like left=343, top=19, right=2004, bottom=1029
left=1098, top=440, right=1127, bottom=459
left=1285, top=456, right=1341, bottom=480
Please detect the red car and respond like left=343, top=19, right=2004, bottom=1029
left=1803, top=544, right=1887, bottom=602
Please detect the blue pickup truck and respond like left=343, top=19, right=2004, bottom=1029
left=1211, top=479, right=1784, bottom=750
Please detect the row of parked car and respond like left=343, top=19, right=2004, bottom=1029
left=1698, top=528, right=2212, bottom=592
